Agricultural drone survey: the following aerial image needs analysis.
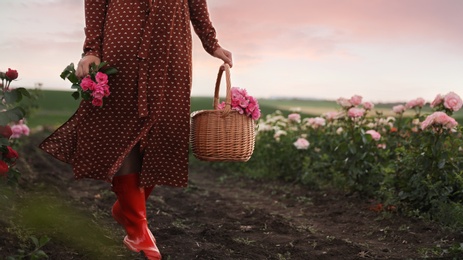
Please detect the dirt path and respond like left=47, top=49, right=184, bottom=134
left=1, top=131, right=462, bottom=260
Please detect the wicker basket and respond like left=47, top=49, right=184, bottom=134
left=190, top=64, right=256, bottom=162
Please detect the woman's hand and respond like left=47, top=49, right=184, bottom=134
left=213, top=47, right=233, bottom=68
left=76, top=55, right=101, bottom=78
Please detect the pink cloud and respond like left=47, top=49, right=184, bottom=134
left=208, top=0, right=463, bottom=63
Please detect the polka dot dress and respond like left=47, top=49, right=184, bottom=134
left=39, top=0, right=220, bottom=187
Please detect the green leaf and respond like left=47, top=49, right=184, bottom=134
left=4, top=89, right=20, bottom=103
left=71, top=91, right=80, bottom=100
left=0, top=138, right=9, bottom=147
left=71, top=83, right=80, bottom=90
left=7, top=168, right=21, bottom=185
left=31, top=236, right=39, bottom=247
left=60, top=63, right=79, bottom=84
left=348, top=143, right=357, bottom=154
left=0, top=112, right=8, bottom=125
left=39, top=236, right=51, bottom=247
left=10, top=107, right=26, bottom=121
left=60, top=63, right=76, bottom=80
left=81, top=91, right=91, bottom=100
left=67, top=73, right=80, bottom=84
left=16, top=87, right=31, bottom=98
left=0, top=107, right=26, bottom=123
left=34, top=250, right=48, bottom=258
left=97, top=61, right=108, bottom=70
left=438, top=158, right=446, bottom=169
left=104, top=67, right=118, bottom=75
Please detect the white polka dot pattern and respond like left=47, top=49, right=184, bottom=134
left=39, top=0, right=220, bottom=187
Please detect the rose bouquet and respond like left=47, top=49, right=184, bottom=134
left=217, top=87, right=261, bottom=120
left=60, top=62, right=117, bottom=107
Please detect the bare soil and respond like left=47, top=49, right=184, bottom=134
left=1, top=131, right=462, bottom=260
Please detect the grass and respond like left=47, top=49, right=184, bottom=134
left=26, top=90, right=79, bottom=128
left=27, top=91, right=316, bottom=128
left=25, top=90, right=463, bottom=127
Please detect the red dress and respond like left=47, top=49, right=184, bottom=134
left=39, top=0, right=220, bottom=187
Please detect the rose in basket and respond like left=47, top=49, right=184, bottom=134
left=217, top=87, right=261, bottom=120
left=60, top=62, right=117, bottom=107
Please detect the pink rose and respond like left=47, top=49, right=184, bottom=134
left=434, top=112, right=458, bottom=128
left=293, top=137, right=310, bottom=150
left=324, top=111, right=340, bottom=121
left=232, top=106, right=244, bottom=114
left=246, top=97, right=258, bottom=115
left=80, top=76, right=96, bottom=91
left=363, top=102, right=374, bottom=110
left=430, top=94, right=444, bottom=108
left=347, top=107, right=365, bottom=118
left=20, top=124, right=30, bottom=136
left=92, top=98, right=103, bottom=107
left=337, top=97, right=352, bottom=108
left=443, top=91, right=463, bottom=112
left=307, top=117, right=326, bottom=128
left=421, top=111, right=458, bottom=130
left=231, top=87, right=247, bottom=100
left=103, top=85, right=110, bottom=97
left=251, top=108, right=261, bottom=120
left=392, top=105, right=406, bottom=114
left=377, top=143, right=387, bottom=149
left=288, top=113, right=301, bottom=123
left=217, top=101, right=226, bottom=110
left=365, top=130, right=381, bottom=141
left=313, top=117, right=326, bottom=126
left=230, top=87, right=248, bottom=98
left=228, top=87, right=260, bottom=119
left=92, top=84, right=105, bottom=99
left=415, top=98, right=426, bottom=108
left=405, top=99, right=416, bottom=109
left=10, top=125, right=24, bottom=138
left=406, top=98, right=426, bottom=109
left=95, top=72, right=108, bottom=84
left=420, top=116, right=433, bottom=130
left=238, top=97, right=249, bottom=108
left=350, top=95, right=363, bottom=106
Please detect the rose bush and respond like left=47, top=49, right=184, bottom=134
left=0, top=68, right=31, bottom=184
left=214, top=92, right=463, bottom=229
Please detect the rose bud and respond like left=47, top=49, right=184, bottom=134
left=4, top=146, right=19, bottom=159
left=0, top=125, right=13, bottom=139
left=5, top=68, right=18, bottom=81
left=0, top=161, right=9, bottom=176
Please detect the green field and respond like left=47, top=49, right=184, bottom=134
left=26, top=90, right=463, bottom=128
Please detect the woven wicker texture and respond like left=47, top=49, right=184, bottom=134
left=190, top=64, right=256, bottom=162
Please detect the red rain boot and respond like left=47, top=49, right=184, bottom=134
left=112, top=174, right=161, bottom=260
left=112, top=185, right=154, bottom=226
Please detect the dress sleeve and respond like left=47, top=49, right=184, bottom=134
left=82, top=0, right=108, bottom=58
left=188, top=0, right=220, bottom=55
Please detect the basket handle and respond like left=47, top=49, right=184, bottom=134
left=213, top=64, right=232, bottom=115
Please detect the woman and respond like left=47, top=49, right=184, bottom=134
left=39, top=0, right=232, bottom=259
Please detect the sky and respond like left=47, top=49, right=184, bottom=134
left=0, top=0, right=462, bottom=103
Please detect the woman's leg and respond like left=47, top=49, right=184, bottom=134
left=115, top=143, right=143, bottom=176
left=111, top=144, right=160, bottom=259
left=112, top=143, right=154, bottom=225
